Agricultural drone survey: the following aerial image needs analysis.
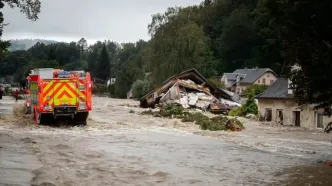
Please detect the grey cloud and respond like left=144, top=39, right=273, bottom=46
left=2, top=0, right=203, bottom=43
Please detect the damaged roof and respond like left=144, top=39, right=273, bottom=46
left=255, top=77, right=294, bottom=99
left=140, top=68, right=235, bottom=107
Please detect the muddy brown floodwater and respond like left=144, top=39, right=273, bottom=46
left=0, top=96, right=332, bottom=186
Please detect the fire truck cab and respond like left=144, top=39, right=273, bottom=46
left=26, top=68, right=92, bottom=125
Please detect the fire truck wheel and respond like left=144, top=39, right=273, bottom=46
left=75, top=112, right=88, bottom=126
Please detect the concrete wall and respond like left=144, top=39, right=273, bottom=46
left=257, top=99, right=330, bottom=130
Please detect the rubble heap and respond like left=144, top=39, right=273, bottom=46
left=161, top=79, right=220, bottom=110
left=140, top=68, right=241, bottom=113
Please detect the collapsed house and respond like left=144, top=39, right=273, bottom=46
left=140, top=69, right=240, bottom=113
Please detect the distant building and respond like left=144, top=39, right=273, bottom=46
left=221, top=68, right=278, bottom=94
left=110, top=75, right=116, bottom=85
left=256, top=77, right=330, bottom=130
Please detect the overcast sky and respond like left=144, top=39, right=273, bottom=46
left=2, top=0, right=202, bottom=44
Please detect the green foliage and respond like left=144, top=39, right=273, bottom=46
left=96, top=45, right=111, bottom=80
left=4, top=87, right=9, bottom=94
left=146, top=7, right=217, bottom=85
left=112, top=41, right=147, bottom=98
left=242, top=84, right=268, bottom=97
left=218, top=8, right=257, bottom=71
left=142, top=105, right=244, bottom=131
left=131, top=79, right=153, bottom=99
left=108, top=84, right=115, bottom=97
left=1, top=0, right=282, bottom=96
left=159, top=103, right=184, bottom=117
left=265, top=0, right=332, bottom=116
left=228, top=91, right=258, bottom=116
left=3, top=0, right=327, bottom=114
left=92, top=84, right=107, bottom=94
left=228, top=107, right=245, bottom=117
left=17, top=60, right=59, bottom=81
left=244, top=91, right=258, bottom=115
left=180, top=112, right=209, bottom=123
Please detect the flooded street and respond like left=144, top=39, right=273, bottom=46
left=0, top=96, right=332, bottom=185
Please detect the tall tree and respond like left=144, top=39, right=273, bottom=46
left=96, top=45, right=111, bottom=80
left=87, top=41, right=104, bottom=73
left=266, top=0, right=332, bottom=115
left=253, top=0, right=283, bottom=73
left=77, top=38, right=87, bottom=54
left=146, top=7, right=216, bottom=85
left=216, top=8, right=256, bottom=72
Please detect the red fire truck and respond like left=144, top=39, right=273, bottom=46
left=26, top=68, right=92, bottom=125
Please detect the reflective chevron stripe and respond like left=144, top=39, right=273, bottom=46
left=42, top=79, right=86, bottom=106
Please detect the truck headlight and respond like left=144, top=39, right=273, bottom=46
left=79, top=103, right=86, bottom=110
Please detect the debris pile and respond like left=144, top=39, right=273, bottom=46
left=141, top=103, right=244, bottom=131
left=140, top=68, right=241, bottom=113
left=161, top=79, right=220, bottom=110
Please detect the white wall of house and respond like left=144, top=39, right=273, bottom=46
left=253, top=72, right=277, bottom=86
left=225, top=72, right=278, bottom=94
left=258, top=99, right=330, bottom=130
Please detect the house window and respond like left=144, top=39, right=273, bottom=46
left=276, top=109, right=284, bottom=125
left=293, top=111, right=301, bottom=127
left=267, top=74, right=270, bottom=77
left=265, top=108, right=272, bottom=122
left=262, top=78, right=266, bottom=85
left=258, top=80, right=260, bottom=84
left=316, top=113, right=324, bottom=129
left=270, top=80, right=274, bottom=85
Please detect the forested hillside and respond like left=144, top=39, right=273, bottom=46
left=1, top=0, right=331, bottom=111
left=8, top=39, right=57, bottom=51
